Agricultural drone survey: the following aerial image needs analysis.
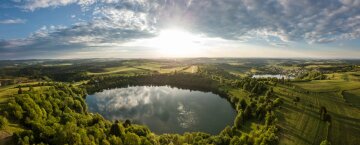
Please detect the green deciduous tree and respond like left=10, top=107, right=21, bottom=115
left=320, top=140, right=331, bottom=145
left=18, top=87, right=23, bottom=94
left=109, top=122, right=125, bottom=137
left=109, top=135, right=123, bottom=145
left=124, top=133, right=141, bottom=145
left=0, top=116, right=8, bottom=129
left=244, top=106, right=252, bottom=119
left=234, top=111, right=245, bottom=129
left=239, top=99, right=247, bottom=110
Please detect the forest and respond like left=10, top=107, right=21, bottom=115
left=0, top=58, right=359, bottom=145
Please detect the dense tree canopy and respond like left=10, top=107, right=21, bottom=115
left=2, top=69, right=282, bottom=145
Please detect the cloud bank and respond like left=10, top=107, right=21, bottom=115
left=0, top=18, right=26, bottom=24
left=1, top=0, right=360, bottom=58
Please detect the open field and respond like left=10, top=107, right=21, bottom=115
left=87, top=66, right=144, bottom=75
left=181, top=65, right=198, bottom=73
left=0, top=58, right=359, bottom=145
left=87, top=61, right=191, bottom=76
left=292, top=80, right=360, bottom=92
left=275, top=80, right=360, bottom=145
left=325, top=71, right=360, bottom=81
left=343, top=89, right=360, bottom=107
left=0, top=87, right=17, bottom=103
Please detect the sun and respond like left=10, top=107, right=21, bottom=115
left=149, top=29, right=205, bottom=57
left=122, top=28, right=207, bottom=57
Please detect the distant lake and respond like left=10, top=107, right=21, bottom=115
left=86, top=86, right=236, bottom=135
left=252, top=74, right=294, bottom=79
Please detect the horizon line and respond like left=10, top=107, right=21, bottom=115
left=1, top=56, right=360, bottom=61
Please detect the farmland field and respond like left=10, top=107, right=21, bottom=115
left=0, top=58, right=359, bottom=145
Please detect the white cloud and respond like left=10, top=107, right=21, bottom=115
left=93, top=6, right=154, bottom=31
left=0, top=18, right=26, bottom=24
left=16, top=0, right=360, bottom=43
left=0, top=39, right=33, bottom=49
left=89, top=86, right=167, bottom=111
left=68, top=35, right=102, bottom=44
left=20, top=0, right=97, bottom=11
left=21, top=0, right=77, bottom=11
left=1, top=0, right=360, bottom=59
left=29, top=25, right=67, bottom=38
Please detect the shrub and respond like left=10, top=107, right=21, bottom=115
left=0, top=116, right=8, bottom=129
left=273, top=98, right=283, bottom=107
left=234, top=111, right=245, bottom=129
left=124, top=133, right=141, bottom=145
left=293, top=97, right=300, bottom=102
left=320, top=139, right=331, bottom=145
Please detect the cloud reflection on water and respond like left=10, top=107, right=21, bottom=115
left=86, top=86, right=236, bottom=134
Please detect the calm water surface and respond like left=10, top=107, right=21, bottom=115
left=86, top=86, right=236, bottom=134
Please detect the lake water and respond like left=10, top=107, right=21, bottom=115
left=252, top=74, right=294, bottom=79
left=86, top=86, right=236, bottom=135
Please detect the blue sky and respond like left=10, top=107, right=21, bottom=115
left=0, top=0, right=359, bottom=59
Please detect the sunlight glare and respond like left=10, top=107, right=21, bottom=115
left=152, top=29, right=204, bottom=57
left=125, top=29, right=206, bottom=57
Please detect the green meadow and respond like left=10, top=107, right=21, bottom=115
left=0, top=58, right=359, bottom=145
left=275, top=73, right=360, bottom=145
